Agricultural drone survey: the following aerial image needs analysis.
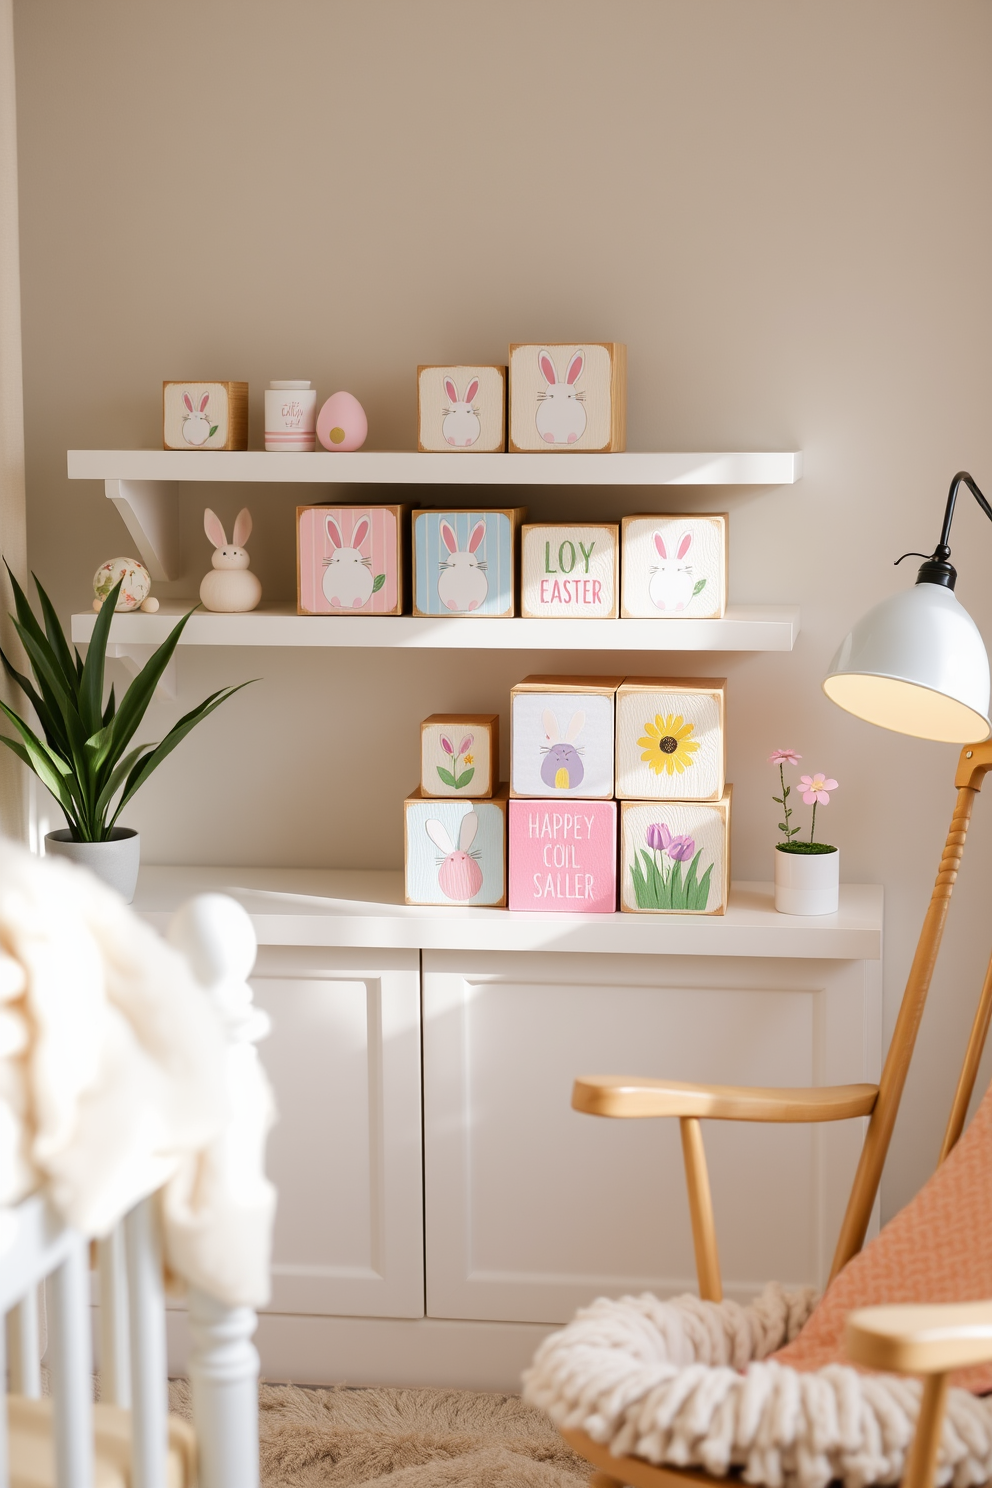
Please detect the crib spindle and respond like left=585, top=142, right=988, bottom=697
left=124, top=1196, right=168, bottom=1488
left=48, top=1237, right=94, bottom=1488
left=6, top=1287, right=41, bottom=1397
left=0, top=1314, right=10, bottom=1488
left=97, top=1226, right=131, bottom=1407
left=188, top=1287, right=260, bottom=1488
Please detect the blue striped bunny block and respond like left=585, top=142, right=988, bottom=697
left=412, top=508, right=525, bottom=617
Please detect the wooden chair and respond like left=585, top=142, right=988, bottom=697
left=563, top=739, right=992, bottom=1488
left=0, top=894, right=267, bottom=1488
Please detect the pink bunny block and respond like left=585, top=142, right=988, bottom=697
left=508, top=799, right=617, bottom=914
left=297, top=504, right=410, bottom=615
left=162, top=381, right=248, bottom=450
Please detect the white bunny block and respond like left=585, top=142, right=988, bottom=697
left=417, top=365, right=506, bottom=452
left=615, top=676, right=727, bottom=801
left=404, top=785, right=508, bottom=907
left=520, top=522, right=619, bottom=619
left=421, top=714, right=499, bottom=798
left=297, top=504, right=410, bottom=615
left=510, top=674, right=622, bottom=800
left=621, top=512, right=728, bottom=618
left=199, top=507, right=262, bottom=612
left=620, top=789, right=732, bottom=916
left=412, top=508, right=525, bottom=618
left=163, top=381, right=248, bottom=451
left=508, top=343, right=626, bottom=453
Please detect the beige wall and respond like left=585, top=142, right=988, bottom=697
left=12, top=0, right=992, bottom=1220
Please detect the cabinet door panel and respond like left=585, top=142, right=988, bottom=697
left=423, top=950, right=878, bottom=1324
left=253, top=947, right=423, bottom=1318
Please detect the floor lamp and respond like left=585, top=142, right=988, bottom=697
left=822, top=470, right=992, bottom=1277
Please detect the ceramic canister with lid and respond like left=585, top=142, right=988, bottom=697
left=265, top=380, right=317, bottom=451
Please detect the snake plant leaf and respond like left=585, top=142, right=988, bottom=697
left=102, top=683, right=116, bottom=728
left=0, top=702, right=76, bottom=819
left=103, top=606, right=198, bottom=760
left=93, top=742, right=155, bottom=822
left=0, top=648, right=70, bottom=757
left=32, top=572, right=81, bottom=695
left=78, top=576, right=123, bottom=736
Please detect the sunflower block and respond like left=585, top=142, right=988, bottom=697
left=508, top=798, right=617, bottom=913
left=420, top=714, right=499, bottom=798
left=615, top=677, right=726, bottom=801
left=510, top=674, right=622, bottom=799
left=620, top=792, right=731, bottom=916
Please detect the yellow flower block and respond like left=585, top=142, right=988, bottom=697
left=616, top=678, right=726, bottom=801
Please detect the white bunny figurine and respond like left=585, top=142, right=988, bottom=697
left=322, top=514, right=373, bottom=609
left=182, top=391, right=213, bottom=446
left=441, top=377, right=481, bottom=448
left=199, top=508, right=262, bottom=612
left=648, top=530, right=695, bottom=612
left=535, top=349, right=586, bottom=446
left=436, top=519, right=488, bottom=612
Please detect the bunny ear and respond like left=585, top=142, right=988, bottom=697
left=425, top=819, right=454, bottom=854
left=467, top=520, right=486, bottom=554
left=232, top=508, right=252, bottom=546
left=351, top=515, right=371, bottom=550
left=542, top=709, right=560, bottom=743
left=326, top=515, right=344, bottom=550
left=676, top=531, right=693, bottom=559
left=183, top=393, right=194, bottom=413
left=440, top=735, right=454, bottom=755
left=458, top=734, right=474, bottom=755
left=565, top=351, right=584, bottom=386
left=198, top=392, right=210, bottom=413
left=653, top=532, right=668, bottom=560
left=565, top=711, right=585, bottom=743
left=464, top=378, right=479, bottom=404
left=444, top=378, right=459, bottom=403
left=203, top=508, right=227, bottom=547
left=458, top=811, right=479, bottom=851
left=538, top=351, right=558, bottom=386
left=440, top=520, right=458, bottom=553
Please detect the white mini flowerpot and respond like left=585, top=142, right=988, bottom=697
left=774, top=845, right=839, bottom=916
left=45, top=828, right=140, bottom=903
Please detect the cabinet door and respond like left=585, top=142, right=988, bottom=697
left=252, top=946, right=423, bottom=1318
left=423, top=949, right=879, bottom=1325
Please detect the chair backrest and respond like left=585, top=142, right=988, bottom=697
left=1, top=891, right=268, bottom=1488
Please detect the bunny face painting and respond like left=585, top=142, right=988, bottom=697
left=297, top=505, right=406, bottom=615
left=508, top=343, right=626, bottom=452
left=417, top=365, right=506, bottom=452
left=162, top=381, right=248, bottom=451
left=404, top=788, right=508, bottom=906
left=413, top=509, right=523, bottom=618
left=621, top=514, right=728, bottom=619
left=510, top=678, right=619, bottom=798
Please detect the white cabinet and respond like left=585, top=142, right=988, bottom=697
left=251, top=945, right=423, bottom=1319
left=423, top=950, right=880, bottom=1323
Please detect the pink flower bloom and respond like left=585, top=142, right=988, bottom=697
left=800, top=773, right=838, bottom=805
left=769, top=749, right=802, bottom=766
left=458, top=735, right=474, bottom=756
left=646, top=823, right=671, bottom=852
left=668, top=835, right=696, bottom=862
left=440, top=736, right=454, bottom=755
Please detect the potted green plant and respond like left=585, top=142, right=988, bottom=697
left=0, top=567, right=250, bottom=901
left=770, top=748, right=840, bottom=915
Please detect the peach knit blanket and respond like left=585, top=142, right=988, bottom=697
left=774, top=1078, right=992, bottom=1391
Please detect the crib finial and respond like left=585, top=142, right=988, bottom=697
left=166, top=894, right=269, bottom=1044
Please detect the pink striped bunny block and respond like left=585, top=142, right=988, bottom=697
left=508, top=344, right=626, bottom=452
left=297, top=504, right=410, bottom=615
left=417, top=366, right=507, bottom=452
left=162, top=381, right=248, bottom=450
left=404, top=786, right=508, bottom=907
left=621, top=513, right=728, bottom=619
left=421, top=714, right=499, bottom=798
left=508, top=799, right=617, bottom=913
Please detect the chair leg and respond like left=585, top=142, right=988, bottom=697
left=680, top=1117, right=722, bottom=1302
left=903, top=1374, right=949, bottom=1488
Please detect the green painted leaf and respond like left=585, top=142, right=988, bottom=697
left=371, top=573, right=386, bottom=593
left=692, top=578, right=707, bottom=597
left=209, top=424, right=219, bottom=438
left=453, top=767, right=475, bottom=790
left=691, top=862, right=714, bottom=911
left=436, top=766, right=457, bottom=787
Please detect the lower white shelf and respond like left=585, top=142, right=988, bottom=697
left=72, top=603, right=800, bottom=651
left=134, top=867, right=882, bottom=959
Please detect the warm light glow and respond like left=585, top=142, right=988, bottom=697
left=823, top=672, right=992, bottom=744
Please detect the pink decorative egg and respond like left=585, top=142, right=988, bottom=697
left=316, top=391, right=368, bottom=451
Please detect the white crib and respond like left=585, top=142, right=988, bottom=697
left=0, top=893, right=269, bottom=1488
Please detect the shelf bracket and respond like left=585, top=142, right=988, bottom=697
left=106, top=479, right=181, bottom=581
left=106, top=643, right=177, bottom=701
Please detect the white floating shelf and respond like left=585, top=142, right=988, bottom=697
left=71, top=602, right=800, bottom=652
left=68, top=449, right=802, bottom=487
left=133, top=867, right=882, bottom=960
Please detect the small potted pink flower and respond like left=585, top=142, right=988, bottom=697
left=769, top=749, right=840, bottom=915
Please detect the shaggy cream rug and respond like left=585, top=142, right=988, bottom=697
left=171, top=1380, right=592, bottom=1487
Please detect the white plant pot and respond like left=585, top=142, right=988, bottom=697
left=45, top=828, right=140, bottom=903
left=774, top=845, right=839, bottom=916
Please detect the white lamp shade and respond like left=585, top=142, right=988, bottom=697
left=823, top=582, right=991, bottom=743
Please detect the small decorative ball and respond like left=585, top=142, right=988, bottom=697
left=93, top=557, right=151, bottom=612
left=316, top=391, right=368, bottom=452
left=140, top=597, right=159, bottom=613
